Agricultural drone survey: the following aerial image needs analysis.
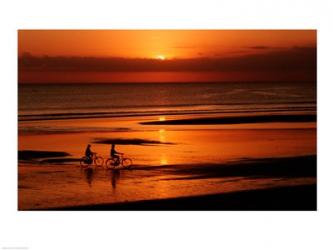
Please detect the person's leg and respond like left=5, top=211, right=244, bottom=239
left=112, top=155, right=120, bottom=165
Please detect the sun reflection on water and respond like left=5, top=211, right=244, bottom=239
left=159, top=128, right=166, bottom=143
left=160, top=154, right=168, bottom=165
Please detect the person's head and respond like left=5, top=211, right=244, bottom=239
left=112, top=144, right=115, bottom=148
left=87, top=144, right=91, bottom=148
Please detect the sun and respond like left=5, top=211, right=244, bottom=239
left=156, top=55, right=166, bottom=60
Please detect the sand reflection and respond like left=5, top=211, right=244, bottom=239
left=159, top=128, right=166, bottom=143
left=83, top=167, right=95, bottom=187
left=160, top=154, right=168, bottom=165
left=110, top=170, right=121, bottom=190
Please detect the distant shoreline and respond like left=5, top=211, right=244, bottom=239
left=140, top=114, right=316, bottom=125
left=18, top=105, right=316, bottom=122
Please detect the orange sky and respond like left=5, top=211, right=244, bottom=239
left=18, top=30, right=316, bottom=83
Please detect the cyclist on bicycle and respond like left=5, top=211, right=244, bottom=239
left=85, top=144, right=94, bottom=164
left=110, top=144, right=123, bottom=165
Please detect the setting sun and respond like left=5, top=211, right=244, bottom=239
left=156, top=55, right=166, bottom=60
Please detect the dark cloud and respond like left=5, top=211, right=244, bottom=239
left=18, top=46, right=316, bottom=74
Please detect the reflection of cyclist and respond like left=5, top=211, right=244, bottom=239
left=110, top=144, right=122, bottom=165
left=85, top=144, right=94, bottom=164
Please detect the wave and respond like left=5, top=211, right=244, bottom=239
left=18, top=103, right=316, bottom=121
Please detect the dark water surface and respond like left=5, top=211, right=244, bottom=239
left=19, top=82, right=316, bottom=121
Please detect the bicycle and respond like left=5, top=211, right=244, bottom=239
left=105, top=154, right=133, bottom=169
left=80, top=153, right=104, bottom=168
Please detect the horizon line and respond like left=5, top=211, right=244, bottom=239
left=18, top=80, right=316, bottom=85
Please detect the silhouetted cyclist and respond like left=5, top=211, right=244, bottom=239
left=85, top=144, right=94, bottom=164
left=110, top=144, right=123, bottom=165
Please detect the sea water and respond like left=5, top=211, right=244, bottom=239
left=18, top=81, right=316, bottom=121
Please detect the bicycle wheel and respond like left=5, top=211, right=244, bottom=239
left=106, top=158, right=117, bottom=169
left=94, top=156, right=104, bottom=167
left=80, top=157, right=90, bottom=168
left=122, top=158, right=132, bottom=168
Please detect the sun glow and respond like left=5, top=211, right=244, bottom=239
left=159, top=129, right=166, bottom=143
left=159, top=116, right=166, bottom=121
left=156, top=55, right=166, bottom=60
left=160, top=154, right=168, bottom=165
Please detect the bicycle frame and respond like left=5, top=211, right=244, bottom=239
left=106, top=154, right=132, bottom=169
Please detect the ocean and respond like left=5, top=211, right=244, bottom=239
left=18, top=82, right=316, bottom=121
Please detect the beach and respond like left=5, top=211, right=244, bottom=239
left=18, top=118, right=316, bottom=211
left=18, top=82, right=317, bottom=210
left=20, top=154, right=316, bottom=211
left=46, top=184, right=316, bottom=211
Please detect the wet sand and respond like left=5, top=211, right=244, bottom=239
left=18, top=115, right=316, bottom=166
left=18, top=113, right=316, bottom=210
left=45, top=184, right=316, bottom=211
left=19, top=155, right=316, bottom=210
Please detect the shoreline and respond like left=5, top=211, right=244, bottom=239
left=19, top=110, right=316, bottom=122
left=140, top=114, right=316, bottom=125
